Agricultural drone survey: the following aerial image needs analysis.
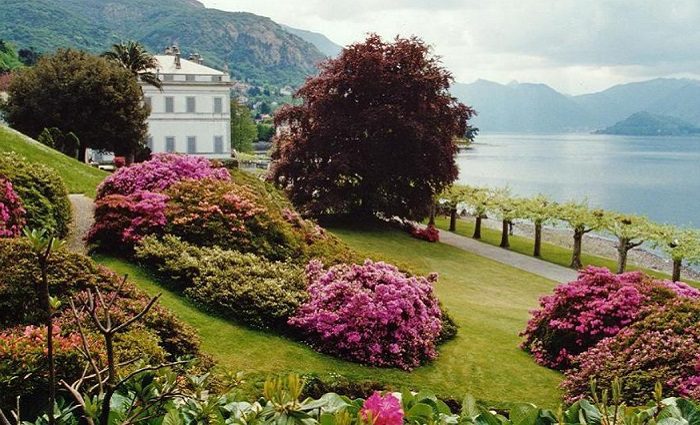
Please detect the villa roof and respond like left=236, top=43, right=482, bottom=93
left=151, top=55, right=225, bottom=76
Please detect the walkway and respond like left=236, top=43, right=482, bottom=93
left=67, top=194, right=94, bottom=253
left=433, top=226, right=579, bottom=283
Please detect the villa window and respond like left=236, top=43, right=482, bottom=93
left=165, top=136, right=176, bottom=153
left=213, top=97, right=223, bottom=114
left=165, top=96, right=174, bottom=113
left=212, top=75, right=222, bottom=82
left=186, top=97, right=196, bottom=113
left=214, top=136, right=224, bottom=154
left=163, top=74, right=174, bottom=81
left=186, top=74, right=195, bottom=82
left=144, top=96, right=152, bottom=111
left=187, top=136, right=197, bottom=154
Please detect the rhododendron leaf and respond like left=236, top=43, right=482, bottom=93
left=406, top=403, right=434, bottom=421
left=461, top=394, right=479, bottom=420
left=509, top=404, right=542, bottom=425
left=576, top=400, right=602, bottom=425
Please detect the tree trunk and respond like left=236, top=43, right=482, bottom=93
left=449, top=208, right=457, bottom=232
left=473, top=216, right=482, bottom=239
left=500, top=220, right=510, bottom=248
left=79, top=144, right=88, bottom=163
left=125, top=152, right=135, bottom=166
left=428, top=203, right=436, bottom=226
left=40, top=260, right=55, bottom=425
left=672, top=259, right=682, bottom=282
left=534, top=221, right=542, bottom=257
left=570, top=229, right=584, bottom=269
left=616, top=238, right=629, bottom=274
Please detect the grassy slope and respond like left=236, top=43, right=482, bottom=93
left=433, top=216, right=700, bottom=287
left=95, top=225, right=563, bottom=408
left=0, top=125, right=107, bottom=197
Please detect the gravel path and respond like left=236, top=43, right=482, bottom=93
left=67, top=194, right=94, bottom=253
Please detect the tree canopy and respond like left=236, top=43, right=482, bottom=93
left=101, top=40, right=162, bottom=90
left=231, top=102, right=257, bottom=153
left=269, top=34, right=474, bottom=220
left=2, top=49, right=149, bottom=161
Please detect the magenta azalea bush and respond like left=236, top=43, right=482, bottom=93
left=562, top=298, right=700, bottom=404
left=521, top=266, right=698, bottom=370
left=361, top=392, right=404, bottom=425
left=289, top=260, right=443, bottom=370
left=0, top=178, right=25, bottom=238
left=96, top=153, right=230, bottom=198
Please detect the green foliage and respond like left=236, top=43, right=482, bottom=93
left=0, top=152, right=71, bottom=238
left=0, top=125, right=107, bottom=197
left=102, top=40, right=162, bottom=89
left=3, top=48, right=149, bottom=160
left=135, top=235, right=307, bottom=330
left=555, top=200, right=605, bottom=233
left=0, top=40, right=23, bottom=73
left=653, top=226, right=700, bottom=263
left=519, top=194, right=558, bottom=225
left=231, top=102, right=257, bottom=153
left=257, top=122, right=275, bottom=142
left=36, top=127, right=80, bottom=158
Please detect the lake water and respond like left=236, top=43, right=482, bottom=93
left=456, top=133, right=700, bottom=227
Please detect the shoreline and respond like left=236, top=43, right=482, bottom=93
left=457, top=215, right=700, bottom=281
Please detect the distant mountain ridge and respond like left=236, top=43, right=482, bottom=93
left=595, top=111, right=700, bottom=136
left=1, top=0, right=327, bottom=85
left=452, top=78, right=700, bottom=133
left=280, top=25, right=343, bottom=57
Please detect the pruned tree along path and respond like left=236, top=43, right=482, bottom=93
left=425, top=225, right=579, bottom=283
left=68, top=194, right=94, bottom=253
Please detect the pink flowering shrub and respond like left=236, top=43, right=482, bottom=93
left=410, top=224, right=440, bottom=242
left=96, top=153, right=230, bottom=198
left=87, top=191, right=169, bottom=248
left=361, top=392, right=404, bottom=425
left=562, top=298, right=700, bottom=404
left=0, top=177, right=25, bottom=237
left=521, top=267, right=693, bottom=370
left=289, top=260, right=443, bottom=370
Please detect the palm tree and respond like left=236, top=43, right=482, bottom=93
left=102, top=40, right=162, bottom=90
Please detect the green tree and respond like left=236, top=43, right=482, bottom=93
left=601, top=212, right=654, bottom=274
left=256, top=122, right=275, bottom=142
left=652, top=226, right=700, bottom=282
left=101, top=40, right=162, bottom=90
left=2, top=49, right=149, bottom=162
left=520, top=194, right=558, bottom=257
left=0, top=40, right=23, bottom=73
left=463, top=186, right=502, bottom=239
left=231, top=102, right=257, bottom=153
left=490, top=189, right=523, bottom=249
left=556, top=201, right=605, bottom=269
left=440, top=185, right=468, bottom=232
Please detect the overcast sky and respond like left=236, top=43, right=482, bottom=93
left=200, top=0, right=700, bottom=95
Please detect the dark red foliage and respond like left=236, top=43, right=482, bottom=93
left=270, top=34, right=475, bottom=221
left=410, top=224, right=440, bottom=242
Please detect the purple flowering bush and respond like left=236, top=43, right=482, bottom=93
left=0, top=178, right=25, bottom=238
left=96, top=153, right=230, bottom=198
left=521, top=266, right=697, bottom=370
left=562, top=297, right=700, bottom=404
left=289, top=260, right=443, bottom=370
left=361, top=392, right=404, bottom=425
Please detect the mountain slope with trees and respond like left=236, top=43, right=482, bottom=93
left=1, top=0, right=326, bottom=85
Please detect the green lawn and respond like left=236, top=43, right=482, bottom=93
left=95, top=225, right=563, bottom=408
left=433, top=216, right=700, bottom=287
left=0, top=125, right=107, bottom=197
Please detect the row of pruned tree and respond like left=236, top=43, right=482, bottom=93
left=438, top=185, right=700, bottom=281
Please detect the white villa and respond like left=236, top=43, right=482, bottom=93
left=142, top=46, right=232, bottom=159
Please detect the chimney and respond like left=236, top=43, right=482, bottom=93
left=164, top=46, right=172, bottom=55
left=173, top=45, right=181, bottom=69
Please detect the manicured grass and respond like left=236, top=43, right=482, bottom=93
left=0, top=125, right=107, bottom=197
left=94, top=225, right=563, bottom=408
left=433, top=216, right=700, bottom=287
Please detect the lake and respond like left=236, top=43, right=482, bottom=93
left=456, top=133, right=700, bottom=227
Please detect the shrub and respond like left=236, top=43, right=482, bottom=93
left=0, top=152, right=71, bottom=237
left=289, top=260, right=443, bottom=370
left=562, top=298, right=700, bottom=404
left=135, top=235, right=307, bottom=330
left=96, top=153, right=230, bottom=198
left=520, top=266, right=696, bottom=370
left=87, top=190, right=168, bottom=248
left=410, top=224, right=440, bottom=242
left=0, top=177, right=25, bottom=237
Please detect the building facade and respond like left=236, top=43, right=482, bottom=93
left=142, top=48, right=232, bottom=159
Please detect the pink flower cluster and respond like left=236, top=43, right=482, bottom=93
left=521, top=267, right=697, bottom=370
left=88, top=191, right=169, bottom=246
left=361, top=392, right=404, bottom=425
left=410, top=224, right=440, bottom=242
left=289, top=260, right=443, bottom=370
left=0, top=178, right=25, bottom=238
left=96, top=153, right=230, bottom=198
left=676, top=358, right=700, bottom=399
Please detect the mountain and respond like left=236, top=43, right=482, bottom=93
left=452, top=78, right=700, bottom=133
left=1, top=0, right=326, bottom=85
left=451, top=80, right=593, bottom=133
left=281, top=25, right=343, bottom=57
left=595, top=111, right=700, bottom=136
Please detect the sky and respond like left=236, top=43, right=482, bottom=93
left=199, top=0, right=700, bottom=95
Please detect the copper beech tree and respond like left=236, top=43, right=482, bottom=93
left=270, top=35, right=475, bottom=221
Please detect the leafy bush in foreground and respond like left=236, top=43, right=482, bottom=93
left=562, top=298, right=700, bottom=404
left=136, top=235, right=307, bottom=330
left=521, top=266, right=698, bottom=370
left=0, top=152, right=71, bottom=237
left=289, top=260, right=443, bottom=370
left=0, top=177, right=25, bottom=237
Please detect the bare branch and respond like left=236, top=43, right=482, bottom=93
left=114, top=360, right=188, bottom=390
left=112, top=294, right=161, bottom=334
left=0, top=409, right=11, bottom=425
left=59, top=380, right=96, bottom=425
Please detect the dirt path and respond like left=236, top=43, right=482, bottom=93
left=67, top=194, right=94, bottom=253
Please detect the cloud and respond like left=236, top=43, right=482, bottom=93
left=200, top=0, right=700, bottom=94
